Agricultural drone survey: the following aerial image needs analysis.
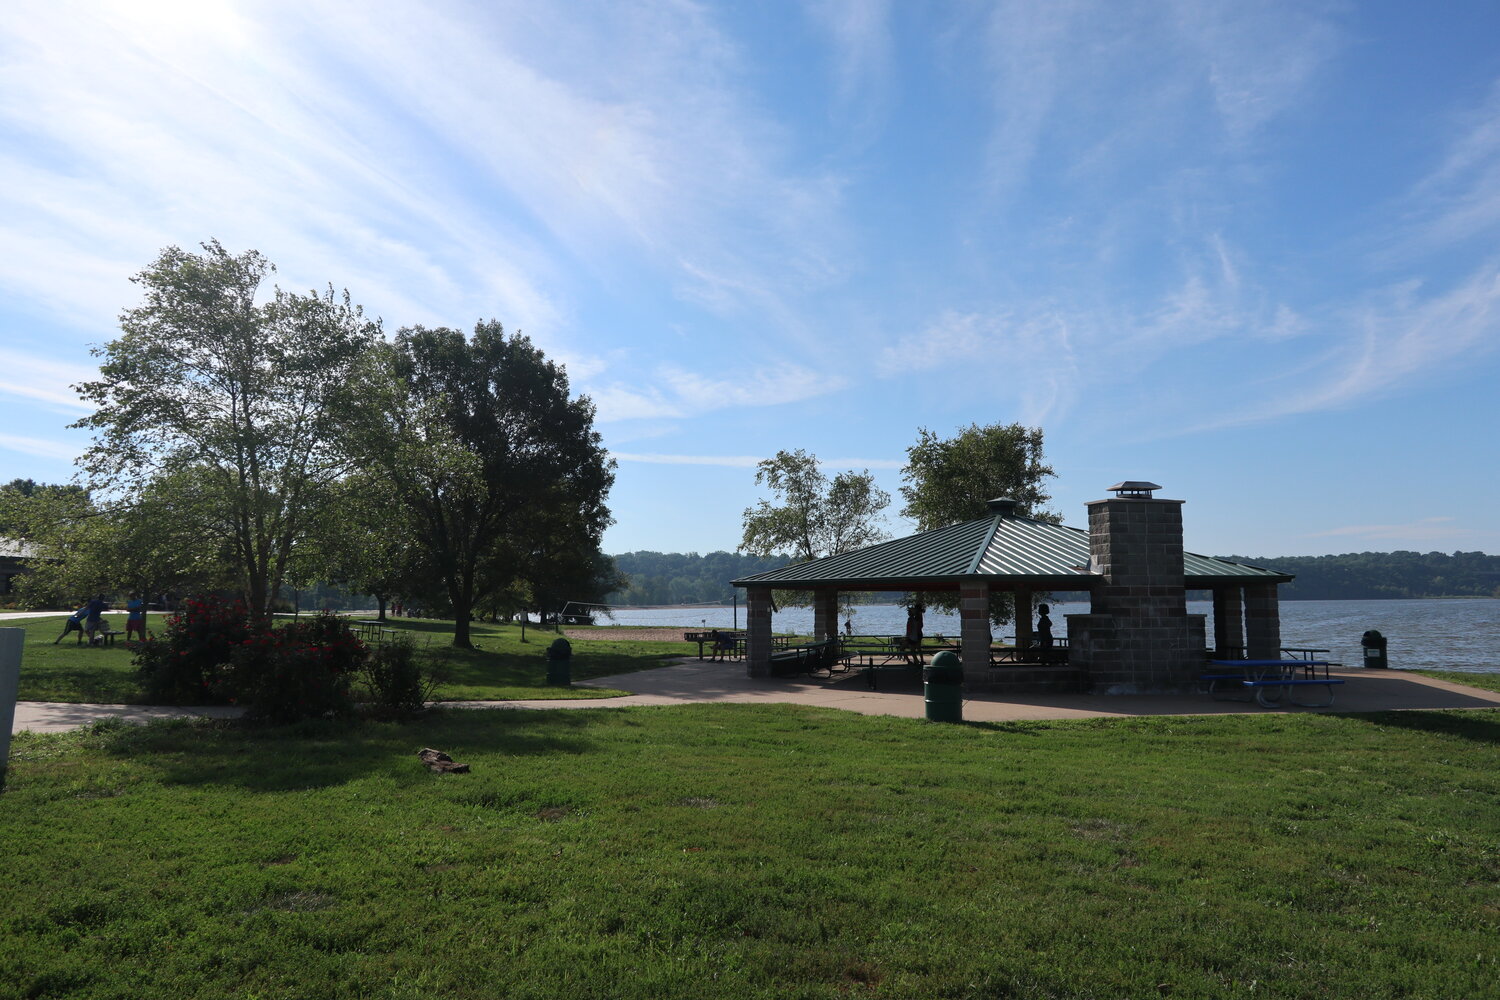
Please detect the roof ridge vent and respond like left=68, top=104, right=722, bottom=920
left=986, top=497, right=1019, bottom=515
left=1107, top=481, right=1161, bottom=499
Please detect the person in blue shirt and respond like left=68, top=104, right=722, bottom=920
left=53, top=603, right=90, bottom=644
left=125, top=593, right=147, bottom=643
left=83, top=594, right=108, bottom=644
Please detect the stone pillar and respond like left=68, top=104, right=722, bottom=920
left=745, top=586, right=773, bottom=678
left=1084, top=494, right=1196, bottom=691
left=1212, top=587, right=1244, bottom=658
left=1244, top=583, right=1281, bottom=661
left=959, top=581, right=992, bottom=688
left=1013, top=589, right=1032, bottom=649
left=812, top=591, right=839, bottom=641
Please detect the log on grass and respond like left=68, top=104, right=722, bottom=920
left=417, top=747, right=470, bottom=774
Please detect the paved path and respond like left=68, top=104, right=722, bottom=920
left=12, top=660, right=1500, bottom=734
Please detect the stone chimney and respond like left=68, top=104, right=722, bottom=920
left=1068, top=482, right=1206, bottom=691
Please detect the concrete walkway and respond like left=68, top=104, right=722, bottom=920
left=13, top=660, right=1500, bottom=734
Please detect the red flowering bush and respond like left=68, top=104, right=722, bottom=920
left=135, top=600, right=365, bottom=720
left=134, top=595, right=250, bottom=704
left=225, top=612, right=364, bottom=722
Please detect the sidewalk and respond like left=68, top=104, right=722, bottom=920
left=13, top=660, right=1500, bottom=734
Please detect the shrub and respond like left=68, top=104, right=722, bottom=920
left=134, top=594, right=249, bottom=704
left=359, top=635, right=442, bottom=717
left=226, top=612, right=363, bottom=722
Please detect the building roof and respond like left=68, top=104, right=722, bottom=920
left=732, top=509, right=1292, bottom=590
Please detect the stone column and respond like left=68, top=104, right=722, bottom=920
left=745, top=586, right=773, bottom=678
left=812, top=590, right=839, bottom=641
left=1013, top=589, right=1032, bottom=649
left=1212, top=587, right=1244, bottom=658
left=1084, top=494, right=1194, bottom=690
left=1243, top=583, right=1281, bottom=661
left=959, top=581, right=992, bottom=688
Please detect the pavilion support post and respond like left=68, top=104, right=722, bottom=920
left=745, top=586, right=773, bottom=679
left=1243, top=583, right=1281, bottom=661
left=1014, top=589, right=1032, bottom=649
left=812, top=591, right=839, bottom=641
left=1212, top=586, right=1245, bottom=659
left=959, top=581, right=991, bottom=689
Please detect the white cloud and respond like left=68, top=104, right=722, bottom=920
left=589, top=360, right=845, bottom=424
left=0, top=349, right=97, bottom=413
left=1305, top=517, right=1495, bottom=544
left=0, top=433, right=80, bottom=462
left=613, top=451, right=902, bottom=470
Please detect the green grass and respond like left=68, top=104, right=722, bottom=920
left=0, top=616, right=698, bottom=704
left=1414, top=669, right=1500, bottom=694
left=2, top=705, right=1497, bottom=999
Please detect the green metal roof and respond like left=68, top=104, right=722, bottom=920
left=732, top=511, right=1292, bottom=589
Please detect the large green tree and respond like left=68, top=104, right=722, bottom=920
left=72, top=241, right=380, bottom=616
left=899, top=423, right=1058, bottom=627
left=740, top=450, right=890, bottom=564
left=900, top=423, right=1057, bottom=529
left=346, top=322, right=615, bottom=648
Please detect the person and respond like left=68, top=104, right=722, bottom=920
left=904, top=603, right=925, bottom=663
left=53, top=603, right=90, bottom=644
left=844, top=618, right=854, bottom=637
left=125, top=592, right=147, bottom=642
left=1036, top=604, right=1053, bottom=649
left=83, top=593, right=108, bottom=645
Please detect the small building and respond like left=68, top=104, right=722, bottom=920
left=731, top=482, right=1291, bottom=693
left=0, top=537, right=34, bottom=598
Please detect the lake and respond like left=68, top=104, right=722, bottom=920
left=592, top=598, right=1498, bottom=673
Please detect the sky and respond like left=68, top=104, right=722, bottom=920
left=2, top=0, right=1498, bottom=560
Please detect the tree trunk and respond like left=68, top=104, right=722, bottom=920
left=375, top=593, right=388, bottom=622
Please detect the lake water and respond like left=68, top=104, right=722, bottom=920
left=592, top=598, right=1498, bottom=674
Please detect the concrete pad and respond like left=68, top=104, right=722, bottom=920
left=12, top=662, right=1500, bottom=735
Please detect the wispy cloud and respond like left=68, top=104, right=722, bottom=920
left=1305, top=517, right=1496, bottom=544
left=614, top=452, right=903, bottom=470
left=589, top=360, right=844, bottom=424
left=806, top=0, right=893, bottom=143
left=0, top=349, right=96, bottom=413
left=0, top=433, right=80, bottom=462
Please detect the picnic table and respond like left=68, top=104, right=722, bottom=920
left=683, top=630, right=745, bottom=660
left=1204, top=658, right=1344, bottom=709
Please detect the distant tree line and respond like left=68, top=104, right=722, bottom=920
left=1223, top=551, right=1500, bottom=600
left=605, top=551, right=791, bottom=606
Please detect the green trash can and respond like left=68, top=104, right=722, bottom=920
left=924, top=650, right=964, bottom=723
left=1360, top=630, right=1388, bottom=669
left=545, top=637, right=572, bottom=686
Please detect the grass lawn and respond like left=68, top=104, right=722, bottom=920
left=0, top=616, right=697, bottom=704
left=2, top=705, right=1497, bottom=999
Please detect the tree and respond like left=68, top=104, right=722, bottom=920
left=899, top=423, right=1058, bottom=627
left=740, top=450, right=890, bottom=606
left=900, top=423, right=1058, bottom=529
left=345, top=322, right=615, bottom=648
left=71, top=241, right=380, bottom=617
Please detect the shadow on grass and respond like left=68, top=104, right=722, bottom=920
left=1346, top=709, right=1500, bottom=745
left=92, top=707, right=599, bottom=793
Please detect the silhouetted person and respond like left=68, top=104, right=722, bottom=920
left=1036, top=604, right=1053, bottom=649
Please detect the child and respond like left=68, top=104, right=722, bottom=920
left=125, top=593, right=147, bottom=642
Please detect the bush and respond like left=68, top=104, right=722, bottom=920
left=134, top=594, right=249, bottom=704
left=226, top=612, right=364, bottom=722
left=359, top=635, right=441, bottom=717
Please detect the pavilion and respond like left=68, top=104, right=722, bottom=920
left=732, top=483, right=1292, bottom=693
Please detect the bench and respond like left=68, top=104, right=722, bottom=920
left=1242, top=677, right=1345, bottom=708
left=769, top=639, right=842, bottom=678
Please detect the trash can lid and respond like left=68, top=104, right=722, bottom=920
left=931, top=650, right=960, bottom=668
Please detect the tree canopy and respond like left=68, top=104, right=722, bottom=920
left=900, top=423, right=1057, bottom=530
left=71, top=241, right=379, bottom=616
left=740, top=449, right=890, bottom=563
left=344, top=322, right=615, bottom=647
